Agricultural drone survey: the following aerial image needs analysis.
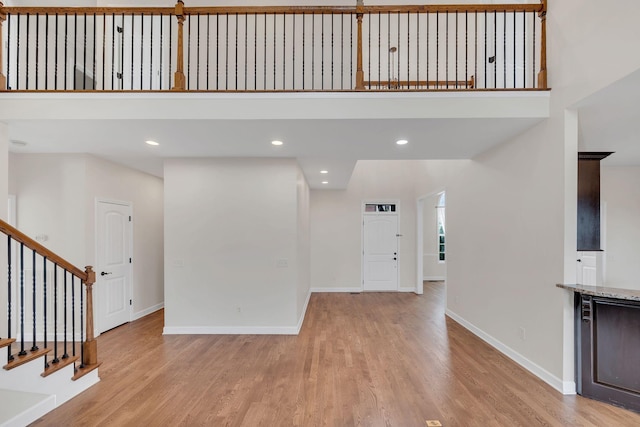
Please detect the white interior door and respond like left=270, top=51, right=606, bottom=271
left=363, top=214, right=399, bottom=291
left=577, top=251, right=600, bottom=286
left=97, top=200, right=132, bottom=333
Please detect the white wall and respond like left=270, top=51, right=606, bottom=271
left=296, top=165, right=311, bottom=321
left=163, top=158, right=304, bottom=333
left=601, top=166, right=640, bottom=290
left=310, top=159, right=465, bottom=292
left=84, top=156, right=165, bottom=319
left=8, top=153, right=164, bottom=324
left=422, top=192, right=446, bottom=281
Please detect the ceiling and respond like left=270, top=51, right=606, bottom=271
left=577, top=68, right=640, bottom=166
left=3, top=92, right=549, bottom=189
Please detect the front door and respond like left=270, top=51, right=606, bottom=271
left=363, top=211, right=399, bottom=291
left=97, top=200, right=132, bottom=333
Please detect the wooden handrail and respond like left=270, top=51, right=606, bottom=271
left=0, top=219, right=86, bottom=280
left=0, top=218, right=98, bottom=368
left=3, top=7, right=175, bottom=15
left=538, top=0, right=548, bottom=89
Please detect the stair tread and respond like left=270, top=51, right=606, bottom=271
left=3, top=347, right=52, bottom=370
left=41, top=354, right=80, bottom=377
left=0, top=338, right=17, bottom=349
left=72, top=362, right=102, bottom=381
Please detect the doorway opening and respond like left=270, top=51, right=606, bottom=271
left=417, top=191, right=446, bottom=294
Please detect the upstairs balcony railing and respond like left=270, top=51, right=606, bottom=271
left=0, top=0, right=547, bottom=92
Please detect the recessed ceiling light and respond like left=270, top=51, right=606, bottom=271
left=320, top=170, right=328, bottom=174
left=271, top=140, right=284, bottom=146
left=10, top=140, right=27, bottom=147
left=145, top=140, right=159, bottom=146
left=322, top=181, right=329, bottom=184
left=396, top=139, right=408, bottom=145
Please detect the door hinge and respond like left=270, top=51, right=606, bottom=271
left=129, top=215, right=132, bottom=222
left=129, top=258, right=132, bottom=263
left=130, top=299, right=132, bottom=306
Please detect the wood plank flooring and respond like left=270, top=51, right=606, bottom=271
left=31, top=282, right=640, bottom=426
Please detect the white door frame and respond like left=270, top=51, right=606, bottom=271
left=361, top=200, right=400, bottom=292
left=94, top=198, right=133, bottom=336
left=416, top=189, right=446, bottom=295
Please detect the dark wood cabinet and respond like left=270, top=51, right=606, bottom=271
left=576, top=292, right=640, bottom=412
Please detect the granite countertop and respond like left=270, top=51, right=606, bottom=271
left=556, top=283, right=640, bottom=302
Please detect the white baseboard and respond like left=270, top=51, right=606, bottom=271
left=398, top=287, right=418, bottom=293
left=424, top=276, right=446, bottom=281
left=445, top=309, right=575, bottom=395
left=310, top=287, right=362, bottom=293
left=295, top=290, right=312, bottom=334
left=163, top=325, right=300, bottom=335
left=132, top=302, right=164, bottom=321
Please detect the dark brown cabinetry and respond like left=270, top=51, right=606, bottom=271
left=577, top=152, right=612, bottom=251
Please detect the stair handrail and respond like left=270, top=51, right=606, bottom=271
left=0, top=218, right=98, bottom=367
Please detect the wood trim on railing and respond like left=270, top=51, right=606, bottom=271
left=0, top=2, right=6, bottom=91
left=0, top=219, right=86, bottom=280
left=172, top=0, right=186, bottom=91
left=3, top=7, right=175, bottom=15
left=355, top=0, right=365, bottom=90
left=538, top=0, right=548, bottom=89
left=83, top=266, right=98, bottom=366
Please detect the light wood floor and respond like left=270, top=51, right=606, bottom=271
left=32, top=282, right=640, bottom=426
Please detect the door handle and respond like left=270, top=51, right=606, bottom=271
left=101, top=271, right=112, bottom=276
left=577, top=259, right=582, bottom=263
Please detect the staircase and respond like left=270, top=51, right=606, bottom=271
left=0, top=219, right=101, bottom=426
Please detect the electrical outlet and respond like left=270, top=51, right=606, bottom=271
left=518, top=327, right=526, bottom=341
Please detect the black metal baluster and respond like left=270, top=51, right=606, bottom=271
left=31, top=250, right=38, bottom=352
left=445, top=11, right=448, bottom=88
left=311, top=13, right=314, bottom=90
left=46, top=14, right=50, bottom=90
left=339, top=13, right=342, bottom=89
left=206, top=14, right=210, bottom=90
left=387, top=13, right=390, bottom=87
left=302, top=13, right=305, bottom=90
left=158, top=15, right=161, bottom=90
left=293, top=13, right=296, bottom=90
left=465, top=11, right=468, bottom=88
left=19, top=243, right=25, bottom=356
left=522, top=11, right=525, bottom=88
left=484, top=11, right=487, bottom=88
left=26, top=14, right=29, bottom=89
left=95, top=14, right=98, bottom=89
left=426, top=12, right=429, bottom=90
left=330, top=13, right=333, bottom=90
left=131, top=15, right=135, bottom=89
left=169, top=14, right=172, bottom=89
left=397, top=13, right=400, bottom=88
left=407, top=12, right=410, bottom=88
left=64, top=13, right=69, bottom=90
left=371, top=12, right=375, bottom=88
left=71, top=275, right=76, bottom=358
left=111, top=14, right=115, bottom=89
left=273, top=13, right=276, bottom=90
left=321, top=13, right=324, bottom=90
left=475, top=12, right=477, bottom=88
left=494, top=11, right=497, bottom=88
left=416, top=13, right=419, bottom=89
left=43, top=257, right=48, bottom=369
left=503, top=10, right=506, bottom=88
left=16, top=14, right=20, bottom=90
left=55, top=14, right=58, bottom=90
left=245, top=14, right=247, bottom=90
left=263, top=14, right=266, bottom=90
left=236, top=13, right=238, bottom=90
left=35, top=14, right=39, bottom=90
left=350, top=12, right=353, bottom=89
left=74, top=14, right=77, bottom=89
left=283, top=13, right=286, bottom=89
left=196, top=13, right=200, bottom=90
left=7, top=236, right=13, bottom=362
left=141, top=13, right=144, bottom=90
left=436, top=11, right=439, bottom=87
left=62, top=270, right=68, bottom=359
left=52, top=264, right=59, bottom=364
left=150, top=14, right=154, bottom=90
left=377, top=12, right=380, bottom=89
left=227, top=13, right=230, bottom=90
left=120, top=14, right=124, bottom=90
left=513, top=10, right=516, bottom=88
left=216, top=14, right=220, bottom=90
left=455, top=11, right=458, bottom=88
left=83, top=13, right=87, bottom=90
left=6, top=14, right=10, bottom=90
left=254, top=13, right=257, bottom=90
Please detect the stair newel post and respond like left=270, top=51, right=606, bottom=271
left=355, top=0, right=365, bottom=90
left=0, top=2, right=6, bottom=90
left=82, top=266, right=98, bottom=366
left=537, top=0, right=547, bottom=89
left=172, top=0, right=186, bottom=90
